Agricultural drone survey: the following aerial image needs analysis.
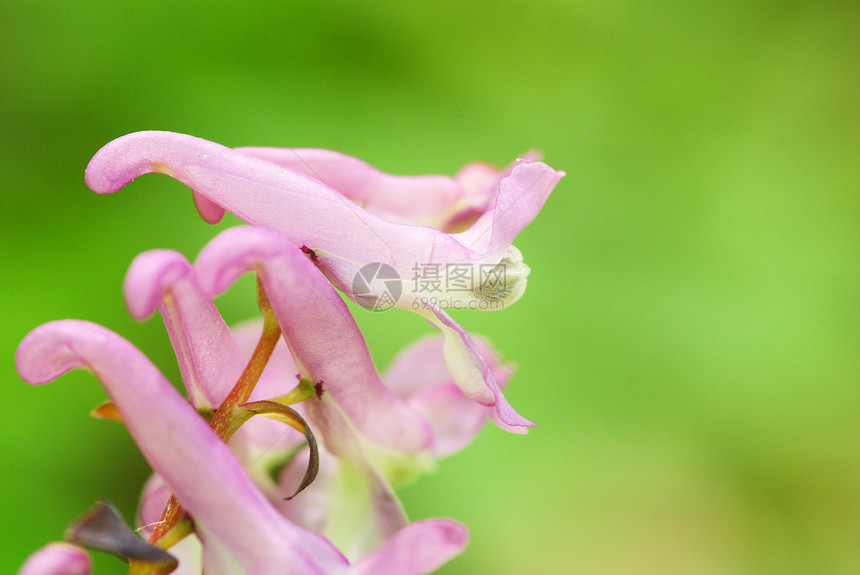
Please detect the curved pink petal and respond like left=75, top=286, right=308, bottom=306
left=413, top=384, right=500, bottom=455
left=351, top=520, right=468, bottom=575
left=194, top=226, right=433, bottom=454
left=85, top=131, right=563, bottom=302
left=193, top=190, right=225, bottom=223
left=16, top=320, right=347, bottom=575
left=234, top=147, right=468, bottom=227
left=19, top=543, right=91, bottom=575
left=235, top=147, right=550, bottom=250
left=386, top=343, right=484, bottom=455
left=449, top=159, right=561, bottom=260
left=383, top=335, right=459, bottom=397
left=453, top=161, right=504, bottom=207
left=420, top=305, right=534, bottom=428
left=384, top=335, right=523, bottom=455
left=384, top=334, right=514, bottom=401
left=124, top=250, right=246, bottom=408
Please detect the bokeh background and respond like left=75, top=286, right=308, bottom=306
left=2, top=1, right=858, bottom=573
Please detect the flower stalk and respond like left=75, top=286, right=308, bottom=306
left=149, top=279, right=292, bottom=551
left=209, top=278, right=281, bottom=441
left=16, top=133, right=559, bottom=574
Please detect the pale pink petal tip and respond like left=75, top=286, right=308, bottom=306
left=19, top=542, right=91, bottom=575
left=193, top=225, right=282, bottom=296
left=123, top=250, right=192, bottom=319
left=384, top=334, right=526, bottom=453
left=193, top=190, right=226, bottom=223
left=84, top=131, right=224, bottom=195
left=428, top=306, right=535, bottom=428
left=353, top=520, right=468, bottom=575
left=16, top=321, right=93, bottom=385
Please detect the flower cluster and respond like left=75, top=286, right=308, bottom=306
left=16, top=132, right=563, bottom=574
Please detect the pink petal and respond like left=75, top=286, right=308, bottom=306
left=449, top=159, right=562, bottom=262
left=19, top=543, right=91, bottom=575
left=124, top=250, right=246, bottom=408
left=234, top=147, right=467, bottom=227
left=445, top=152, right=541, bottom=230
left=385, top=335, right=524, bottom=455
left=420, top=305, right=534, bottom=428
left=305, top=397, right=409, bottom=561
left=193, top=190, right=225, bottom=223
left=453, top=160, right=504, bottom=208
left=382, top=335, right=456, bottom=398
left=15, top=320, right=347, bottom=575
left=410, top=384, right=496, bottom=455
left=194, top=226, right=433, bottom=454
left=351, top=520, right=468, bottom=575
left=85, top=131, right=563, bottom=301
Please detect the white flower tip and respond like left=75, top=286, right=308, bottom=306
left=473, top=245, right=530, bottom=310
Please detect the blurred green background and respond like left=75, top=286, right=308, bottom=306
left=2, top=1, right=858, bottom=573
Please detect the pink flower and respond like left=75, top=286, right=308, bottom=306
left=15, top=320, right=467, bottom=575
left=84, top=134, right=562, bottom=297
left=188, top=227, right=510, bottom=558
left=85, top=131, right=563, bottom=427
left=125, top=242, right=431, bottom=456
left=19, top=543, right=90, bottom=575
left=128, top=239, right=426, bottom=561
left=17, top=229, right=517, bottom=573
left=17, top=132, right=554, bottom=575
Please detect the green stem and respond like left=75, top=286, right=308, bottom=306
left=209, top=280, right=281, bottom=442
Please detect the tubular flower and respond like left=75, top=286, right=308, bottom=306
left=125, top=244, right=431, bottom=455
left=85, top=134, right=560, bottom=428
left=84, top=132, right=563, bottom=311
left=17, top=133, right=550, bottom=574
left=122, top=248, right=246, bottom=410
left=15, top=320, right=468, bottom=575
left=19, top=233, right=512, bottom=573
left=192, top=225, right=520, bottom=558
left=124, top=242, right=421, bottom=562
